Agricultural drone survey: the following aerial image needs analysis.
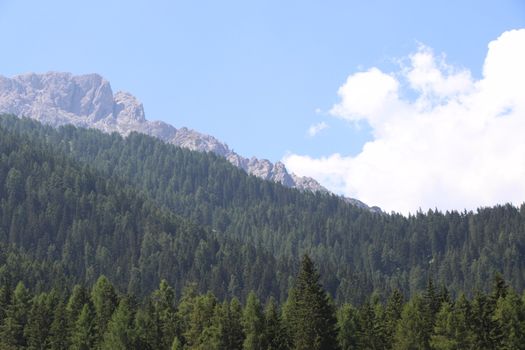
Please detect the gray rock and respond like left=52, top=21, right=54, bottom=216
left=0, top=72, right=377, bottom=211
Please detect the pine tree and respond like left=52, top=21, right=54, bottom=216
left=0, top=281, right=31, bottom=348
left=384, top=289, right=404, bottom=345
left=283, top=254, right=339, bottom=350
left=337, top=304, right=359, bottom=350
left=264, top=297, right=289, bottom=350
left=213, top=298, right=244, bottom=350
left=183, top=292, right=218, bottom=348
left=151, top=279, right=179, bottom=349
left=70, top=304, right=96, bottom=350
left=48, top=301, right=70, bottom=350
left=493, top=289, right=525, bottom=350
left=242, top=291, right=265, bottom=350
left=101, top=296, right=136, bottom=350
left=393, top=294, right=429, bottom=350
left=24, top=292, right=54, bottom=350
left=471, top=292, right=499, bottom=350
left=133, top=301, right=160, bottom=350
left=91, top=275, right=118, bottom=345
left=67, top=285, right=90, bottom=326
left=429, top=301, right=474, bottom=350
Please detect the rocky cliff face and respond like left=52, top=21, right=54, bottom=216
left=0, top=72, right=374, bottom=210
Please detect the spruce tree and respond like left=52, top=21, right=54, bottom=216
left=337, top=304, right=359, bottom=350
left=242, top=291, right=265, bottom=350
left=384, top=289, right=404, bottom=345
left=284, top=254, right=339, bottom=350
left=133, top=301, right=160, bottom=350
left=70, top=304, right=96, bottom=350
left=493, top=289, right=525, bottom=350
left=214, top=298, right=244, bottom=350
left=471, top=292, right=499, bottom=349
left=429, top=301, right=474, bottom=350
left=393, top=294, right=429, bottom=350
left=24, top=292, right=54, bottom=350
left=151, top=279, right=179, bottom=349
left=101, top=296, right=136, bottom=350
left=91, top=275, right=118, bottom=343
left=0, top=281, right=31, bottom=348
left=66, top=285, right=90, bottom=326
left=48, top=301, right=70, bottom=350
left=264, top=297, right=289, bottom=350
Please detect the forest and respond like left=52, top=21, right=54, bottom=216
left=0, top=114, right=524, bottom=304
left=1, top=113, right=525, bottom=348
left=1, top=255, right=523, bottom=350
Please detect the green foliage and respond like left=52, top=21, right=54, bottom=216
left=1, top=114, right=525, bottom=305
left=337, top=304, right=359, bottom=350
left=284, top=255, right=339, bottom=350
left=1, top=113, right=525, bottom=348
left=242, top=291, right=265, bottom=350
left=0, top=261, right=522, bottom=350
left=0, top=281, right=31, bottom=348
left=393, top=294, right=431, bottom=350
left=48, top=301, right=70, bottom=350
left=493, top=289, right=525, bottom=350
left=429, top=302, right=474, bottom=350
left=70, top=304, right=96, bottom=350
left=101, top=296, right=136, bottom=350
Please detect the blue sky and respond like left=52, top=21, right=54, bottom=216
left=1, top=0, right=525, bottom=212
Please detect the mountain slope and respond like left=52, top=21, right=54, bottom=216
left=0, top=72, right=366, bottom=201
left=0, top=118, right=292, bottom=300
left=2, top=114, right=524, bottom=303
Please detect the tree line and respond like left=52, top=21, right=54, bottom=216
left=1, top=255, right=524, bottom=350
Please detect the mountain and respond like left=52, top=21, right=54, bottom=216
left=0, top=72, right=374, bottom=209
left=2, top=113, right=525, bottom=304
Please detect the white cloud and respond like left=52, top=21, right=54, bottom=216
left=307, top=121, right=329, bottom=137
left=284, top=29, right=525, bottom=214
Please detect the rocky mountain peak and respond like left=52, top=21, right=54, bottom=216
left=113, top=91, right=146, bottom=123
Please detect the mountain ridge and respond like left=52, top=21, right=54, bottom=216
left=0, top=71, right=373, bottom=209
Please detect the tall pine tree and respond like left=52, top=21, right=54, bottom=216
left=283, top=254, right=339, bottom=350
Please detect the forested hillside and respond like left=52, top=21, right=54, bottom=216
left=1, top=114, right=523, bottom=304
left=0, top=116, right=293, bottom=301
left=1, top=256, right=523, bottom=350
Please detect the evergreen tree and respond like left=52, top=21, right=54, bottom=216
left=151, top=279, right=179, bottom=349
left=242, top=291, right=265, bottom=350
left=101, top=296, right=136, bottom=350
left=24, top=292, right=54, bottom=350
left=264, top=297, right=289, bottom=350
left=70, top=304, right=96, bottom=350
left=67, top=285, right=90, bottom=326
left=48, top=301, right=70, bottom=350
left=213, top=298, right=244, bottom=350
left=284, top=254, right=339, bottom=350
left=393, top=294, right=429, bottom=350
left=91, top=275, right=118, bottom=344
left=337, top=304, right=359, bottom=350
left=0, top=281, right=31, bottom=348
left=384, top=289, right=404, bottom=345
left=493, top=289, right=525, bottom=350
left=133, top=301, right=160, bottom=350
left=429, top=301, right=474, bottom=350
left=471, top=292, right=499, bottom=350
left=183, top=292, right=218, bottom=349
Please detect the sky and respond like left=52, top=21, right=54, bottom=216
left=1, top=0, right=524, bottom=213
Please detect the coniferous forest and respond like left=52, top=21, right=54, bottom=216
left=1, top=256, right=524, bottom=349
left=1, top=113, right=525, bottom=348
